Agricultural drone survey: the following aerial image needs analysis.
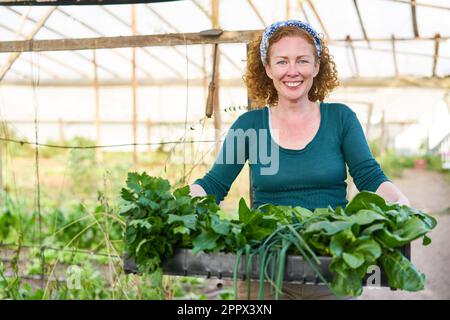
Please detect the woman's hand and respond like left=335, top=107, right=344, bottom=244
left=375, top=181, right=411, bottom=207
left=189, top=184, right=207, bottom=197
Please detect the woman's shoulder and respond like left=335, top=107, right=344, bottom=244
left=322, top=102, right=357, bottom=123
left=231, top=106, right=266, bottom=128
left=322, top=102, right=354, bottom=115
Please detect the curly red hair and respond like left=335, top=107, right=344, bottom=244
left=244, top=26, right=339, bottom=108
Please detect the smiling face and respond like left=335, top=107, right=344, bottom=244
left=264, top=35, right=320, bottom=106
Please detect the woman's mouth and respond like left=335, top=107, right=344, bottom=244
left=284, top=81, right=304, bottom=87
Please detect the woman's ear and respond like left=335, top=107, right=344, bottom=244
left=264, top=62, right=273, bottom=80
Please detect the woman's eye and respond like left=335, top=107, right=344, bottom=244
left=276, top=60, right=287, bottom=64
left=298, top=60, right=309, bottom=64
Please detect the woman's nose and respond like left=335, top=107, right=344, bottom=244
left=286, top=62, right=299, bottom=76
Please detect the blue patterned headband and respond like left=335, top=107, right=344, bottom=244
left=260, top=20, right=322, bottom=64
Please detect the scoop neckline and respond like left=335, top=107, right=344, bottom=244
left=265, top=102, right=325, bottom=154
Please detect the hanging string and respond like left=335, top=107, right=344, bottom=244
left=0, top=136, right=220, bottom=149
left=30, top=48, right=44, bottom=290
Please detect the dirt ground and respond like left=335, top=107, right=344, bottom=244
left=360, top=168, right=450, bottom=300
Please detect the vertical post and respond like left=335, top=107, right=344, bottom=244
left=212, top=0, right=222, bottom=157
left=411, top=0, right=419, bottom=38
left=286, top=0, right=291, bottom=19
left=93, top=50, right=102, bottom=161
left=131, top=5, right=138, bottom=168
left=432, top=33, right=440, bottom=77
left=58, top=118, right=64, bottom=145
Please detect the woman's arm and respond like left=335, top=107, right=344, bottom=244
left=375, top=181, right=411, bottom=206
left=189, top=184, right=207, bottom=197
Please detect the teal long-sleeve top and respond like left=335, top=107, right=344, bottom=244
left=194, top=102, right=390, bottom=210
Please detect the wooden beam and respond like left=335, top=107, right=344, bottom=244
left=432, top=33, right=440, bottom=77
left=346, top=35, right=359, bottom=78
left=0, top=7, right=56, bottom=81
left=2, top=31, right=449, bottom=53
left=411, top=0, right=419, bottom=38
left=353, top=0, right=371, bottom=48
left=391, top=34, right=399, bottom=77
left=246, top=0, right=266, bottom=27
left=305, top=0, right=329, bottom=39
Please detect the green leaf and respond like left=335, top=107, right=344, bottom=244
left=343, top=252, right=365, bottom=269
left=422, top=235, right=432, bottom=246
left=292, top=207, right=313, bottom=221
left=173, top=186, right=191, bottom=199
left=173, top=226, right=190, bottom=235
left=375, top=217, right=432, bottom=248
left=380, top=250, right=425, bottom=291
left=118, top=203, right=139, bottom=216
left=192, top=230, right=221, bottom=253
left=410, top=208, right=437, bottom=230
left=353, top=238, right=382, bottom=262
left=167, top=214, right=197, bottom=230
left=238, top=198, right=252, bottom=224
left=120, top=188, right=136, bottom=202
left=345, top=209, right=388, bottom=225
left=361, top=223, right=385, bottom=236
left=345, top=191, right=390, bottom=214
left=305, top=220, right=354, bottom=236
left=129, top=219, right=152, bottom=230
left=126, top=172, right=142, bottom=194
left=330, top=259, right=363, bottom=297
left=137, top=196, right=156, bottom=209
left=330, top=229, right=356, bottom=257
left=125, top=226, right=137, bottom=244
left=211, top=214, right=230, bottom=235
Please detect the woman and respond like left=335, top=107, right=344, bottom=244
left=190, top=20, right=410, bottom=299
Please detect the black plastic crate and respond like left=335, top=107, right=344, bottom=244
left=123, top=245, right=410, bottom=288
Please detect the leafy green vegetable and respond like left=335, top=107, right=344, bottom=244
left=380, top=250, right=426, bottom=291
left=120, top=174, right=436, bottom=299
